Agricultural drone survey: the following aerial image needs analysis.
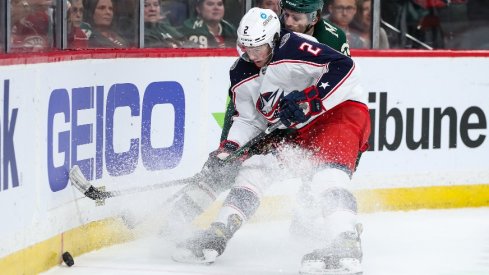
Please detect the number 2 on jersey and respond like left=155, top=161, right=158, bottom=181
left=299, top=42, right=321, bottom=56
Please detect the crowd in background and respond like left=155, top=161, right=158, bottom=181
left=1, top=0, right=488, bottom=53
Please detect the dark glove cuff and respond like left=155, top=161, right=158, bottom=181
left=219, top=140, right=240, bottom=152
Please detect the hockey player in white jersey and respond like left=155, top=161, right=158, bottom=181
left=171, top=7, right=370, bottom=275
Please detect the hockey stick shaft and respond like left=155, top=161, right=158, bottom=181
left=70, top=122, right=283, bottom=201
left=69, top=165, right=203, bottom=201
left=223, top=122, right=282, bottom=163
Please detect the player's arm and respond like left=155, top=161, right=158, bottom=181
left=224, top=59, right=268, bottom=146
left=278, top=41, right=359, bottom=127
left=225, top=93, right=267, bottom=147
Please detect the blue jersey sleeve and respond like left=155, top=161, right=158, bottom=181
left=229, top=58, right=260, bottom=88
left=273, top=30, right=355, bottom=99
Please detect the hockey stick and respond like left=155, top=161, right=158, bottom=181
left=70, top=122, right=283, bottom=201
left=69, top=165, right=204, bottom=201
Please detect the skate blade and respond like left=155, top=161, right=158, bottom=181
left=171, top=248, right=219, bottom=264
left=299, top=258, right=362, bottom=275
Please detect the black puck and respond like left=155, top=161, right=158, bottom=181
left=62, top=251, right=75, bottom=267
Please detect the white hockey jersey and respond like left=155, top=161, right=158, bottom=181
left=226, top=30, right=367, bottom=147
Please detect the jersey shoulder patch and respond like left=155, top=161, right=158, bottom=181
left=279, top=32, right=291, bottom=48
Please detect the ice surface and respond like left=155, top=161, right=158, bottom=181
left=43, top=208, right=489, bottom=275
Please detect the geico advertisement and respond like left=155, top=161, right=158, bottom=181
left=0, top=57, right=232, bottom=257
left=47, top=81, right=186, bottom=191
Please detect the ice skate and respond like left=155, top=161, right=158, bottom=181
left=172, top=214, right=242, bottom=264
left=171, top=222, right=229, bottom=264
left=299, top=224, right=363, bottom=275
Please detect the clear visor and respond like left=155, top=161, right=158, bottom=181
left=236, top=44, right=251, bottom=62
left=238, top=43, right=270, bottom=55
left=237, top=42, right=271, bottom=61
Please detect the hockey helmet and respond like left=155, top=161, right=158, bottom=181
left=237, top=7, right=281, bottom=48
left=280, top=0, right=324, bottom=13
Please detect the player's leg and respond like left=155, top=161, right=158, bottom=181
left=296, top=101, right=370, bottom=275
left=161, top=100, right=236, bottom=239
left=162, top=175, right=233, bottom=240
left=163, top=128, right=290, bottom=240
left=172, top=153, right=282, bottom=263
left=299, top=169, right=363, bottom=274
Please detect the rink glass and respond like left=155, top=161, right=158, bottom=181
left=0, top=0, right=488, bottom=52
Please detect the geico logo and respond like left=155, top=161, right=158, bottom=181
left=47, top=81, right=185, bottom=192
left=368, top=92, right=487, bottom=151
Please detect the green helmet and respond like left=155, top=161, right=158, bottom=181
left=280, top=0, right=324, bottom=13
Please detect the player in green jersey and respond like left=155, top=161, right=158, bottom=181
left=178, top=0, right=237, bottom=48
left=280, top=0, right=351, bottom=56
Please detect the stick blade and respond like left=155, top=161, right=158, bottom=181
left=69, top=165, right=91, bottom=193
left=69, top=165, right=109, bottom=201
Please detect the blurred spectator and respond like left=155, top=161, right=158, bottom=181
left=434, top=0, right=468, bottom=49
left=10, top=0, right=29, bottom=51
left=10, top=0, right=55, bottom=52
left=380, top=0, right=439, bottom=49
left=467, top=0, right=488, bottom=25
left=179, top=0, right=237, bottom=48
left=10, top=1, right=28, bottom=26
left=325, top=0, right=364, bottom=48
left=256, top=0, right=280, bottom=15
left=380, top=0, right=485, bottom=50
left=413, top=1, right=444, bottom=48
left=452, top=0, right=489, bottom=49
left=67, top=0, right=91, bottom=48
left=224, top=0, right=245, bottom=27
left=161, top=0, right=189, bottom=26
left=84, top=0, right=129, bottom=48
left=188, top=0, right=244, bottom=27
left=144, top=0, right=191, bottom=48
left=115, top=0, right=139, bottom=46
left=0, top=3, right=4, bottom=52
left=350, top=0, right=389, bottom=48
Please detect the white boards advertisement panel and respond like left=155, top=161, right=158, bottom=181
left=0, top=54, right=487, bottom=257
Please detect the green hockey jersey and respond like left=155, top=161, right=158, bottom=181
left=178, top=17, right=237, bottom=48
left=313, top=19, right=351, bottom=57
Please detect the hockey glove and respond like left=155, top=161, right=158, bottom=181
left=202, top=140, right=244, bottom=186
left=278, top=86, right=323, bottom=127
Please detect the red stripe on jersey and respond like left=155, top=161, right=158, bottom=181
left=269, top=59, right=325, bottom=68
